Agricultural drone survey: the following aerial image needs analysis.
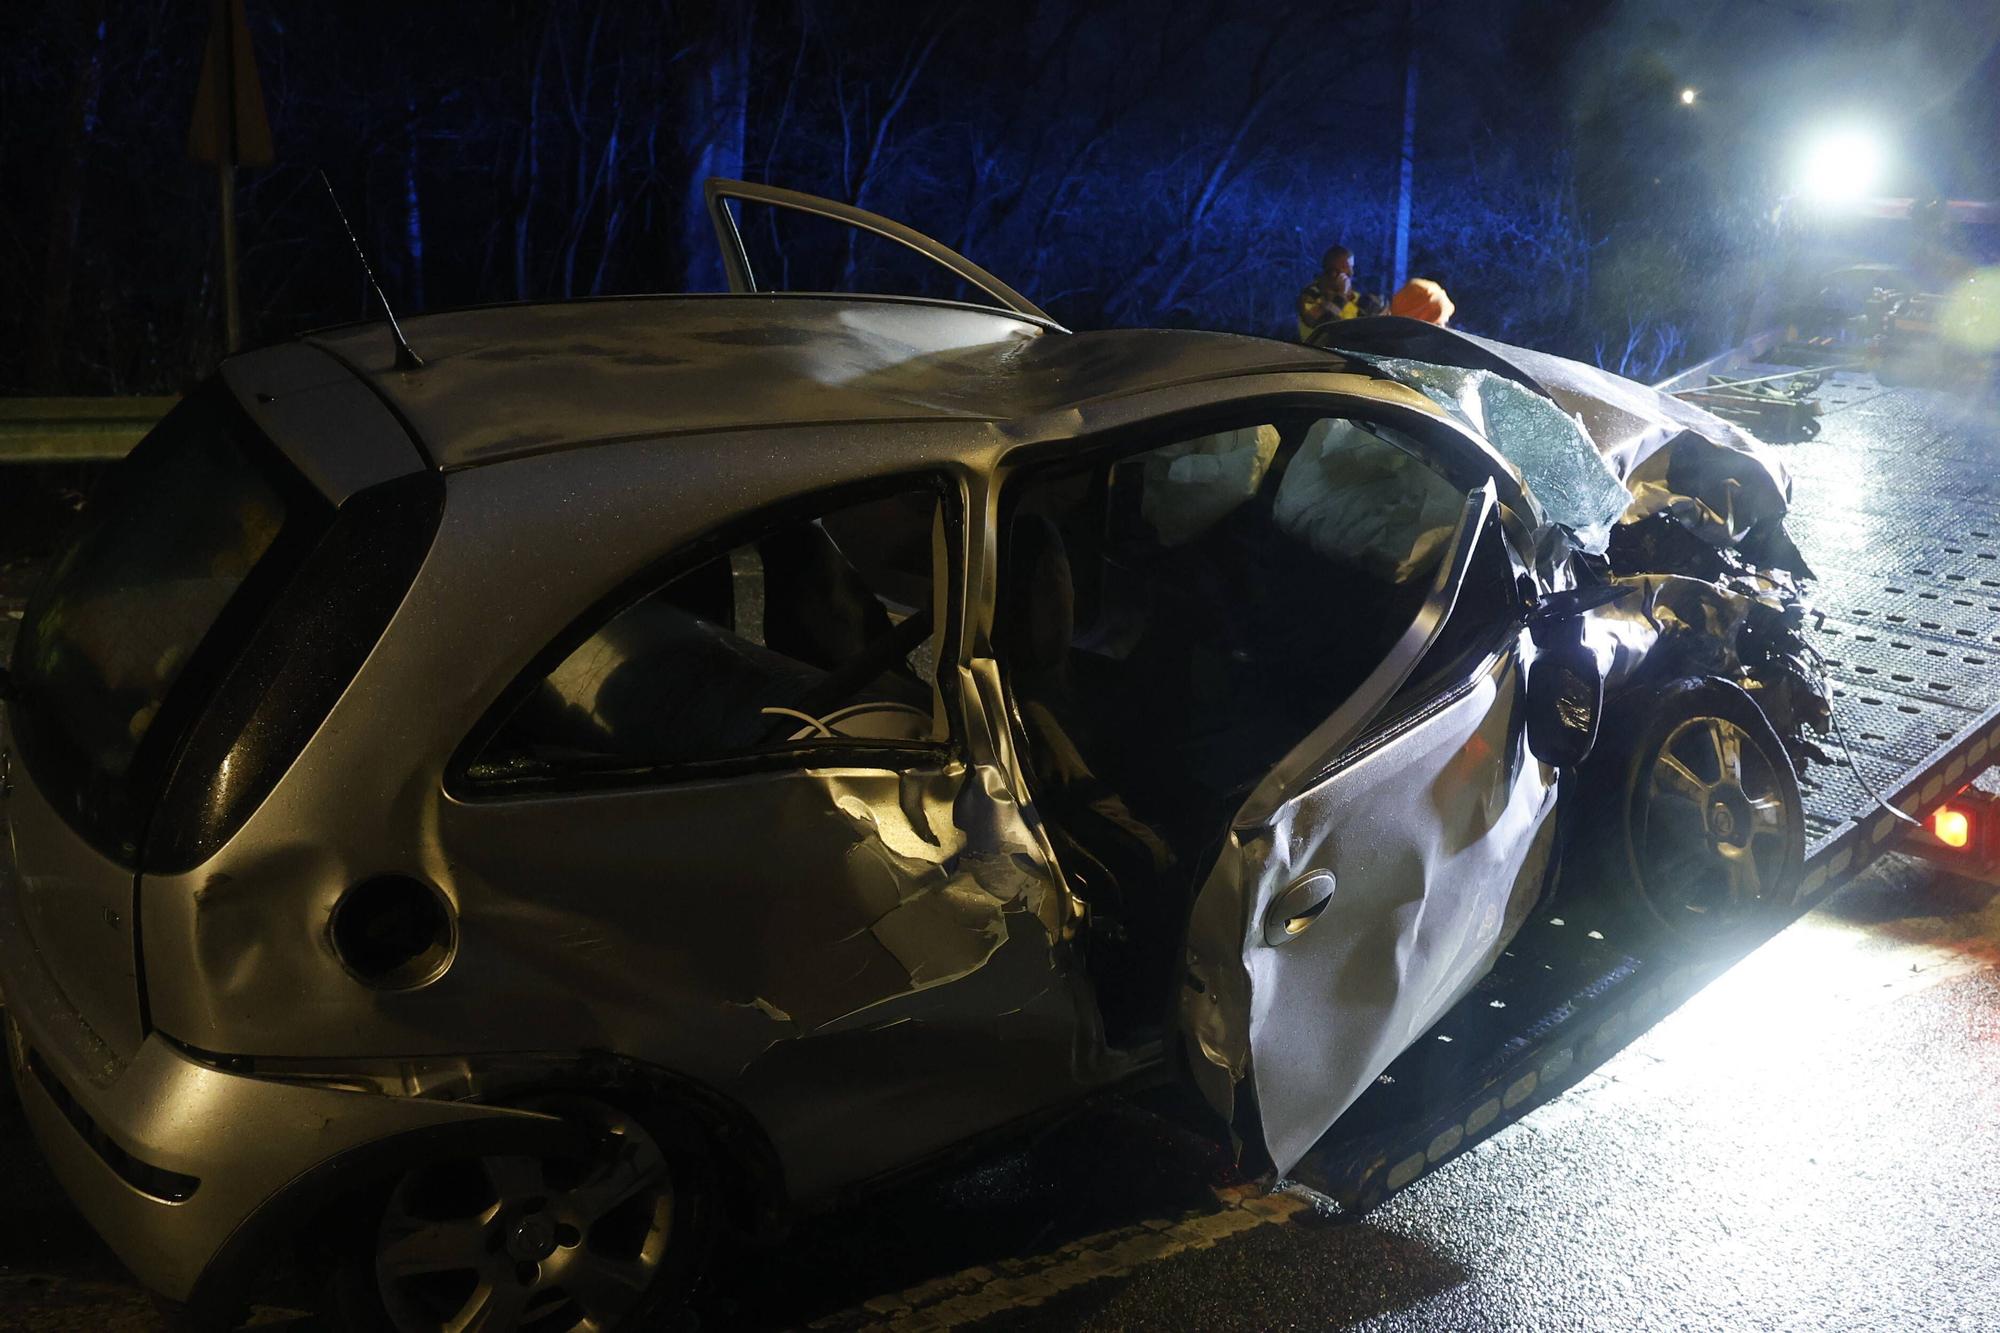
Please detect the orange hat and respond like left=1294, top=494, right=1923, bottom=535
left=1389, top=278, right=1454, bottom=326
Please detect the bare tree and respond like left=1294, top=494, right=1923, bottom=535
left=675, top=1, right=752, bottom=291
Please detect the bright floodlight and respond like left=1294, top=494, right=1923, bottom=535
left=1679, top=87, right=1698, bottom=106
left=1798, top=127, right=1885, bottom=203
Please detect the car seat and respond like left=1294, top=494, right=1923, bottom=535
left=1001, top=518, right=1176, bottom=898
left=1001, top=512, right=1182, bottom=1038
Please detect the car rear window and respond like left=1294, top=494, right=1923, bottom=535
left=8, top=386, right=327, bottom=862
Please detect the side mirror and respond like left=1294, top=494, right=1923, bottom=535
left=1526, top=629, right=1603, bottom=768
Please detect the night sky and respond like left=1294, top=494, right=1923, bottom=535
left=4, top=0, right=1997, bottom=394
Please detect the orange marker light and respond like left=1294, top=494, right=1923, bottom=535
left=1932, top=805, right=1972, bottom=849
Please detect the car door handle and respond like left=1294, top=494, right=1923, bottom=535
left=1264, top=870, right=1336, bottom=946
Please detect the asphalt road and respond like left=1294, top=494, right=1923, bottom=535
left=2, top=853, right=1995, bottom=1332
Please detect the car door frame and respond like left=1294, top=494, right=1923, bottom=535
left=1126, top=392, right=1566, bottom=1170
left=984, top=381, right=1546, bottom=1038
left=1179, top=484, right=1567, bottom=1164
left=451, top=468, right=972, bottom=791
left=703, top=178, right=1064, bottom=326
left=985, top=380, right=1549, bottom=736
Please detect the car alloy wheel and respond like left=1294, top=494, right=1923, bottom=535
left=1639, top=714, right=1794, bottom=927
left=371, top=1096, right=675, bottom=1332
left=1581, top=676, right=1806, bottom=950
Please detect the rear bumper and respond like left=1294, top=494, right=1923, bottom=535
left=2, top=1013, right=552, bottom=1305
left=0, top=864, right=558, bottom=1308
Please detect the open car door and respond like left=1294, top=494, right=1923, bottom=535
left=704, top=178, right=1059, bottom=325
left=1180, top=479, right=1560, bottom=1173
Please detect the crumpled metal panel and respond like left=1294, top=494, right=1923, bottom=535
left=135, top=427, right=1107, bottom=1206
left=306, top=297, right=1335, bottom=470
left=1587, top=572, right=1755, bottom=681
left=1620, top=432, right=1800, bottom=551
left=1350, top=354, right=1630, bottom=553
left=1184, top=645, right=1557, bottom=1175
left=153, top=751, right=1089, bottom=1202
left=1459, top=334, right=1795, bottom=545
left=1576, top=559, right=1831, bottom=802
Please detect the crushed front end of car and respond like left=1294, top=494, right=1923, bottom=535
left=1549, top=374, right=1832, bottom=777
left=1334, top=323, right=1832, bottom=772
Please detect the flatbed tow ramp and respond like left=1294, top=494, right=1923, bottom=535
left=1285, top=352, right=2000, bottom=1210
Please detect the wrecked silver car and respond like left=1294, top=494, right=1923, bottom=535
left=0, top=183, right=1825, bottom=1330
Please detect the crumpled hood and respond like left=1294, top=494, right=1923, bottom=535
left=1458, top=333, right=1799, bottom=556
left=1344, top=352, right=1634, bottom=554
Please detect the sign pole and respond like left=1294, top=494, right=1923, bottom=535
left=212, top=0, right=240, bottom=351
left=218, top=155, right=240, bottom=351
left=191, top=0, right=270, bottom=357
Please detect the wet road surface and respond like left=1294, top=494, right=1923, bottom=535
left=2, top=853, right=1994, bottom=1331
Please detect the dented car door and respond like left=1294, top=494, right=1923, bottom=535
left=437, top=479, right=1089, bottom=1201
left=1182, top=483, right=1562, bottom=1174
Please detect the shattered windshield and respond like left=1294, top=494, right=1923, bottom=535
left=1348, top=353, right=1633, bottom=553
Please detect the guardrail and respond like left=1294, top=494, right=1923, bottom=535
left=0, top=398, right=176, bottom=463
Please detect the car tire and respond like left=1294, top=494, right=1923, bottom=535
left=322, top=1093, right=712, bottom=1333
left=1579, top=676, right=1805, bottom=951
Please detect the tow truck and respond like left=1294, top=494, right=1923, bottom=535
left=1285, top=338, right=2000, bottom=1208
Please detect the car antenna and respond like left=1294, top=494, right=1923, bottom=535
left=317, top=169, right=424, bottom=371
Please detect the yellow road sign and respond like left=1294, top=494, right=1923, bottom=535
left=188, top=0, right=272, bottom=167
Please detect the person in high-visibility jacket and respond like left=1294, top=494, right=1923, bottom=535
left=1296, top=246, right=1383, bottom=340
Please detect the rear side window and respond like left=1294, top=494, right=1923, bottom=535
left=8, top=387, right=327, bottom=861
left=146, top=473, right=445, bottom=873
left=464, top=481, right=952, bottom=790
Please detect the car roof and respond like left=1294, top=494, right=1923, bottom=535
left=291, top=294, right=1345, bottom=470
